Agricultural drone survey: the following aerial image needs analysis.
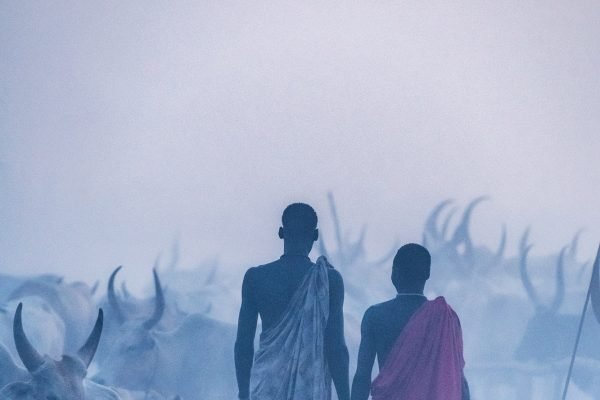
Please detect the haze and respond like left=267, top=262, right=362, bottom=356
left=1, top=1, right=599, bottom=290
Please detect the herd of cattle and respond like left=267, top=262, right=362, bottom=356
left=0, top=196, right=598, bottom=400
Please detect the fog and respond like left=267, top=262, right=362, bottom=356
left=1, top=1, right=599, bottom=288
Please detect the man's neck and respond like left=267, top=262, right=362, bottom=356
left=396, top=287, right=424, bottom=296
left=283, top=242, right=312, bottom=257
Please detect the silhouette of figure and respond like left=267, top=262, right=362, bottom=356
left=351, top=244, right=470, bottom=400
left=235, top=203, right=350, bottom=400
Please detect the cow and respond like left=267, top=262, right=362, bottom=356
left=93, top=270, right=237, bottom=400
left=8, top=278, right=97, bottom=354
left=105, top=267, right=187, bottom=329
left=95, top=267, right=187, bottom=367
left=515, top=238, right=600, bottom=399
left=0, top=297, right=66, bottom=362
left=0, top=303, right=121, bottom=400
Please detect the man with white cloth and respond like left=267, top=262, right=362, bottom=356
left=235, top=203, right=350, bottom=400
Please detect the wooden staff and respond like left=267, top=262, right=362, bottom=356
left=561, top=245, right=600, bottom=400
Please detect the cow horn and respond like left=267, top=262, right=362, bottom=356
left=77, top=309, right=104, bottom=368
left=327, top=192, right=345, bottom=265
left=204, top=265, right=218, bottom=286
left=13, top=303, right=45, bottom=372
left=167, top=238, right=180, bottom=271
left=569, top=229, right=584, bottom=260
left=450, top=196, right=488, bottom=249
left=121, top=282, right=132, bottom=299
left=91, top=280, right=99, bottom=296
left=550, top=247, right=567, bottom=312
left=577, top=260, right=591, bottom=283
left=347, top=225, right=367, bottom=263
left=491, top=224, right=507, bottom=267
left=319, top=233, right=330, bottom=260
left=440, top=206, right=458, bottom=240
left=519, top=244, right=541, bottom=306
left=108, top=266, right=125, bottom=324
left=519, top=228, right=531, bottom=253
left=143, top=269, right=165, bottom=330
left=424, top=199, right=454, bottom=241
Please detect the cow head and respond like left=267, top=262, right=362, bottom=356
left=514, top=236, right=572, bottom=363
left=95, top=268, right=165, bottom=390
left=0, top=303, right=103, bottom=400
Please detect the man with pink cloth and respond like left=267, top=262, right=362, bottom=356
left=351, top=243, right=470, bottom=400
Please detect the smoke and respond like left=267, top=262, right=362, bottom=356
left=1, top=1, right=599, bottom=289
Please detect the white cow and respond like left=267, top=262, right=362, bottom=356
left=0, top=303, right=118, bottom=400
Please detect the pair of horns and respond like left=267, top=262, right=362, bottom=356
left=519, top=230, right=566, bottom=311
left=423, top=197, right=506, bottom=264
left=108, top=266, right=165, bottom=330
left=14, top=303, right=103, bottom=372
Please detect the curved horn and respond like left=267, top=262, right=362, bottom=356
left=13, top=303, right=45, bottom=372
left=167, top=237, right=180, bottom=271
left=108, top=266, right=125, bottom=324
left=347, top=225, right=367, bottom=263
left=577, top=260, right=591, bottom=283
left=569, top=229, right=584, bottom=260
left=550, top=247, right=567, bottom=311
left=440, top=206, right=458, bottom=240
left=143, top=269, right=165, bottom=330
left=424, top=199, right=454, bottom=242
left=319, top=234, right=330, bottom=260
left=91, top=280, right=99, bottom=296
left=121, top=282, right=131, bottom=299
left=450, top=196, right=488, bottom=248
left=491, top=224, right=507, bottom=267
left=519, top=227, right=531, bottom=253
left=77, top=309, right=104, bottom=368
left=519, top=244, right=541, bottom=306
left=204, top=265, right=218, bottom=286
left=327, top=192, right=345, bottom=265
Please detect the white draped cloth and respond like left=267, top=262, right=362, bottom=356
left=250, top=256, right=332, bottom=400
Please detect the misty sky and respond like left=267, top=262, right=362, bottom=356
left=1, top=1, right=599, bottom=288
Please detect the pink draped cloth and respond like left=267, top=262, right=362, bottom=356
left=371, top=297, right=464, bottom=400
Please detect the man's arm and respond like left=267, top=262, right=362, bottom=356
left=462, top=373, right=470, bottom=400
left=325, top=269, right=350, bottom=400
left=351, top=307, right=376, bottom=400
left=234, top=269, right=258, bottom=400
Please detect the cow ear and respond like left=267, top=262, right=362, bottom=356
left=0, top=382, right=35, bottom=398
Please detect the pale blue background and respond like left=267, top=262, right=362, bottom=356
left=1, top=1, right=599, bottom=290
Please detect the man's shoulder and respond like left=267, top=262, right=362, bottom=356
left=363, top=298, right=398, bottom=321
left=369, top=298, right=398, bottom=311
left=245, top=260, right=281, bottom=275
left=244, top=260, right=280, bottom=281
